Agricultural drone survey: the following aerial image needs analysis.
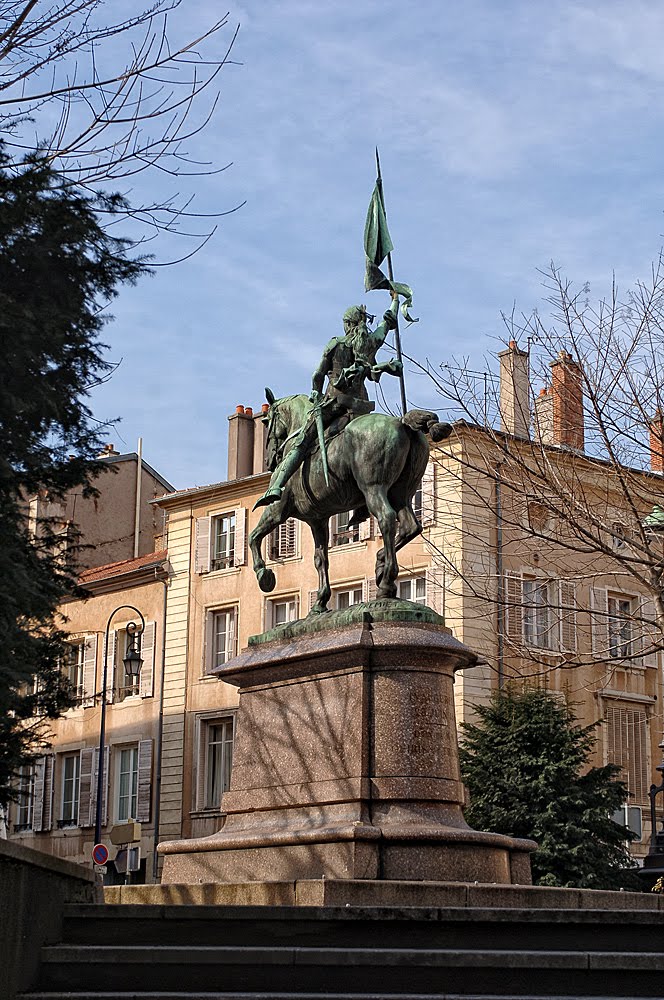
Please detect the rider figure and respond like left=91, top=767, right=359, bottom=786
left=254, top=295, right=402, bottom=509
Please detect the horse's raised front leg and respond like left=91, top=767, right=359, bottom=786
left=365, top=487, right=398, bottom=599
left=248, top=502, right=286, bottom=593
left=309, top=518, right=331, bottom=613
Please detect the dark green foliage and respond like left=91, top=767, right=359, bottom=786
left=0, top=143, right=146, bottom=806
left=459, top=687, right=640, bottom=890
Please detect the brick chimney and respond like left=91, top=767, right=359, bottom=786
left=498, top=341, right=530, bottom=438
left=650, top=411, right=664, bottom=473
left=227, top=405, right=255, bottom=481
left=550, top=351, right=584, bottom=451
left=253, top=404, right=269, bottom=474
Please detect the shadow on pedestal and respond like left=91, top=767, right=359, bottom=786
left=159, top=603, right=535, bottom=886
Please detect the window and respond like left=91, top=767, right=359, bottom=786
left=208, top=608, right=237, bottom=672
left=14, top=765, right=34, bottom=831
left=398, top=576, right=427, bottom=605
left=611, top=804, right=642, bottom=842
left=412, top=487, right=423, bottom=523
left=60, top=753, right=80, bottom=827
left=269, top=518, right=297, bottom=560
left=335, top=586, right=363, bottom=610
left=331, top=510, right=360, bottom=546
left=202, top=717, right=235, bottom=810
left=523, top=578, right=553, bottom=649
left=608, top=595, right=633, bottom=659
left=116, top=746, right=139, bottom=822
left=212, top=513, right=235, bottom=570
left=269, top=597, right=298, bottom=629
left=115, top=627, right=141, bottom=701
left=606, top=705, right=649, bottom=804
left=63, top=642, right=85, bottom=699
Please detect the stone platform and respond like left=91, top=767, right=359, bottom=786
left=159, top=612, right=534, bottom=885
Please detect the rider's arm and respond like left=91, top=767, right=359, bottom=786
left=369, top=295, right=399, bottom=352
left=311, top=339, right=336, bottom=398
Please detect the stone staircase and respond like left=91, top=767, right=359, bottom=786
left=19, top=900, right=664, bottom=999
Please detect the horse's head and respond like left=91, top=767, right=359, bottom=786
left=262, top=387, right=308, bottom=472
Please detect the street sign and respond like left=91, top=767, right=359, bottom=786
left=92, top=843, right=109, bottom=866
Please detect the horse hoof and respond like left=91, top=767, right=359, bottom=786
left=429, top=421, right=452, bottom=442
left=258, top=568, right=276, bottom=593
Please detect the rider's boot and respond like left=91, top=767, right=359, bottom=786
left=253, top=443, right=306, bottom=510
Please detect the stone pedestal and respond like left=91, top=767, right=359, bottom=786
left=159, top=613, right=534, bottom=884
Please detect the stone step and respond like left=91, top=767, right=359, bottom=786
left=20, top=994, right=664, bottom=1000
left=60, top=903, right=664, bottom=953
left=35, top=944, right=664, bottom=997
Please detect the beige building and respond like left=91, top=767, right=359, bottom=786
left=7, top=365, right=664, bottom=878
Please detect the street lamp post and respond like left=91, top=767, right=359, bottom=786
left=94, top=605, right=145, bottom=848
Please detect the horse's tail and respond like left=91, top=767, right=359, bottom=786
left=402, top=408, right=452, bottom=443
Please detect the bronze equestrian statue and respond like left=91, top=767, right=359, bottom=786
left=249, top=298, right=451, bottom=613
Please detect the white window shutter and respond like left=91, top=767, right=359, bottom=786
left=425, top=563, right=445, bottom=616
left=288, top=517, right=297, bottom=556
left=229, top=610, right=237, bottom=659
left=78, top=748, right=95, bottom=828
left=505, top=572, right=523, bottom=644
left=359, top=515, right=373, bottom=541
left=194, top=516, right=211, bottom=574
left=140, top=621, right=156, bottom=697
left=591, top=587, right=609, bottom=655
left=105, top=630, right=117, bottom=704
left=32, top=755, right=54, bottom=832
left=82, top=634, right=97, bottom=707
left=421, top=463, right=436, bottom=526
left=639, top=597, right=659, bottom=668
left=308, top=589, right=318, bottom=612
left=559, top=580, right=577, bottom=653
left=364, top=577, right=378, bottom=601
left=136, top=739, right=153, bottom=823
left=233, top=508, right=247, bottom=566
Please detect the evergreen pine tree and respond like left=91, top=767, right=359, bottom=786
left=459, top=687, right=640, bottom=889
left=0, top=143, right=146, bottom=807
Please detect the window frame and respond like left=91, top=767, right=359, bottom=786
left=334, top=585, right=364, bottom=611
left=607, top=593, right=634, bottom=660
left=397, top=575, right=427, bottom=605
left=59, top=752, right=81, bottom=828
left=522, top=576, right=554, bottom=650
left=268, top=595, right=299, bottom=629
left=211, top=511, right=236, bottom=571
left=196, top=713, right=236, bottom=813
left=115, top=626, right=141, bottom=702
left=14, top=764, right=34, bottom=831
left=206, top=606, right=239, bottom=674
left=115, top=744, right=139, bottom=823
left=63, top=641, right=85, bottom=700
left=331, top=510, right=360, bottom=547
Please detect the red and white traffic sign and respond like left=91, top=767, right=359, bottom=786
left=92, top=843, right=109, bottom=866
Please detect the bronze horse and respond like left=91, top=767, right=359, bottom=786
left=249, top=390, right=450, bottom=613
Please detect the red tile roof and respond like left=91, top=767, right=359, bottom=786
left=79, top=549, right=168, bottom=584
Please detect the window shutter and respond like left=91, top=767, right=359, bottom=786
left=229, top=610, right=238, bottom=659
left=425, top=563, right=445, bottom=616
left=196, top=721, right=207, bottom=810
left=287, top=517, right=297, bottom=556
left=308, top=589, right=318, bottom=612
left=194, top=516, right=211, bottom=574
left=591, top=587, right=609, bottom=655
left=364, top=577, right=378, bottom=602
left=421, top=463, right=436, bottom=526
left=92, top=746, right=110, bottom=828
left=140, top=621, right=156, bottom=697
left=233, top=508, right=247, bottom=566
left=78, top=748, right=95, bottom=828
left=359, top=516, right=373, bottom=541
left=559, top=580, right=577, bottom=653
left=136, top=739, right=153, bottom=823
left=505, top=572, right=523, bottom=644
left=606, top=705, right=649, bottom=804
left=639, top=597, right=659, bottom=668
left=32, top=754, right=54, bottom=832
left=82, top=634, right=97, bottom=707
left=104, top=630, right=117, bottom=703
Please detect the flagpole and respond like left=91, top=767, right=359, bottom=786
left=375, top=147, right=408, bottom=417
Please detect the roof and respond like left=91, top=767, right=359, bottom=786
left=101, top=452, right=175, bottom=493
left=152, top=471, right=269, bottom=507
left=79, top=549, right=168, bottom=585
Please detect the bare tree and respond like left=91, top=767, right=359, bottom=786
left=0, top=0, right=241, bottom=241
left=414, top=257, right=664, bottom=681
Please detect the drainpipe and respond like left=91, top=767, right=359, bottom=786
left=133, top=437, right=143, bottom=559
left=151, top=570, right=169, bottom=882
left=495, top=462, right=505, bottom=689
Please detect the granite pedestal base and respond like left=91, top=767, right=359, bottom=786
left=159, top=614, right=535, bottom=885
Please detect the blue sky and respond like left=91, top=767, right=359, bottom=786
left=87, top=1, right=664, bottom=489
